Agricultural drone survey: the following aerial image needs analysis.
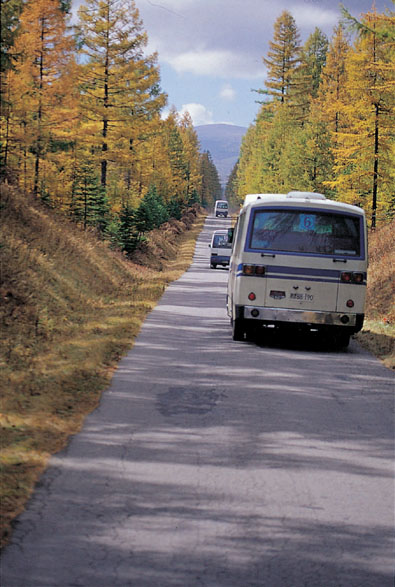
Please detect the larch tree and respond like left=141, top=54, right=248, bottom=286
left=262, top=10, right=301, bottom=104
left=289, top=28, right=328, bottom=124
left=225, top=161, right=239, bottom=208
left=317, top=25, right=351, bottom=140
left=328, top=10, right=394, bottom=226
left=0, top=0, right=24, bottom=125
left=165, top=112, right=190, bottom=207
left=256, top=104, right=306, bottom=192
left=235, top=109, right=267, bottom=200
left=301, top=28, right=329, bottom=98
left=199, top=151, right=222, bottom=208
left=4, top=0, right=76, bottom=197
left=77, top=0, right=166, bottom=196
left=300, top=100, right=334, bottom=194
left=234, top=124, right=256, bottom=200
left=178, top=112, right=202, bottom=205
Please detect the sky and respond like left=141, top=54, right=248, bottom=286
left=71, top=0, right=393, bottom=129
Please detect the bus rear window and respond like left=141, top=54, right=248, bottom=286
left=249, top=209, right=361, bottom=257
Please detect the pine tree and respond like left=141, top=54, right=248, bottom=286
left=72, top=160, right=109, bottom=232
left=134, top=185, right=168, bottom=233
left=118, top=202, right=138, bottom=255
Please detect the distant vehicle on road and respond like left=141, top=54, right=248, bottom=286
left=214, top=200, right=229, bottom=217
left=227, top=191, right=368, bottom=347
left=209, top=230, right=232, bottom=269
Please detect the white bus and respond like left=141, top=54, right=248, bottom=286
left=227, top=192, right=368, bottom=347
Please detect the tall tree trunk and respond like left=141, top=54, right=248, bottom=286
left=372, top=103, right=379, bottom=229
left=101, top=6, right=110, bottom=189
left=371, top=24, right=378, bottom=230
left=34, top=19, right=45, bottom=197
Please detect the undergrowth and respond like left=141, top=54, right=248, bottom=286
left=0, top=186, right=205, bottom=548
left=354, top=219, right=395, bottom=369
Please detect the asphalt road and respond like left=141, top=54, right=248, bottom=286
left=1, top=216, right=394, bottom=587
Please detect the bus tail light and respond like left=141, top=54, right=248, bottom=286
left=242, top=264, right=266, bottom=276
left=353, top=272, right=364, bottom=283
left=341, top=272, right=365, bottom=284
left=341, top=272, right=352, bottom=282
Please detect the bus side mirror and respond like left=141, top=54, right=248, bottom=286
left=227, top=228, right=234, bottom=244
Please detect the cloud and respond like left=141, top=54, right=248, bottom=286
left=71, top=0, right=391, bottom=128
left=290, top=4, right=339, bottom=28
left=166, top=49, right=262, bottom=79
left=220, top=84, right=236, bottom=101
left=141, top=0, right=342, bottom=80
left=178, top=103, right=214, bottom=126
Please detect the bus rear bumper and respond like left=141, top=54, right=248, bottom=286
left=241, top=305, right=364, bottom=332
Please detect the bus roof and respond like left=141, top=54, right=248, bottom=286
left=243, top=192, right=365, bottom=217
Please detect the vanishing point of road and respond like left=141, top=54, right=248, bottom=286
left=1, top=216, right=394, bottom=587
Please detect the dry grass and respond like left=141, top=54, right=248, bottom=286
left=354, top=219, right=395, bottom=369
left=0, top=186, right=205, bottom=548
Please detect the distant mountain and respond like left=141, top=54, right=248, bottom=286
left=195, top=124, right=247, bottom=188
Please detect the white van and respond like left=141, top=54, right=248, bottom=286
left=214, top=200, right=229, bottom=217
left=227, top=192, right=368, bottom=347
left=209, top=230, right=232, bottom=268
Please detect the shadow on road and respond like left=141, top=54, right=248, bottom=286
left=2, top=216, right=394, bottom=587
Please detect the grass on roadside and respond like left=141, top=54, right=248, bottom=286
left=355, top=320, right=394, bottom=369
left=355, top=219, right=395, bottom=370
left=0, top=186, right=205, bottom=548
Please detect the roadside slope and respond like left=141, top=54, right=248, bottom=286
left=355, top=220, right=395, bottom=369
left=0, top=186, right=205, bottom=547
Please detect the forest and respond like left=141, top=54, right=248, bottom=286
left=0, top=1, right=394, bottom=549
left=0, top=0, right=222, bottom=253
left=2, top=3, right=393, bottom=234
left=226, top=8, right=394, bottom=229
